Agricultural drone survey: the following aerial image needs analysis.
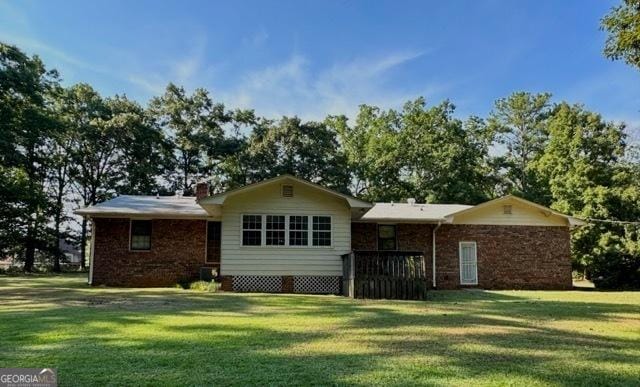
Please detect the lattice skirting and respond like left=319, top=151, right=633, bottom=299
left=293, top=276, right=341, bottom=294
left=230, top=275, right=341, bottom=294
left=232, top=275, right=283, bottom=293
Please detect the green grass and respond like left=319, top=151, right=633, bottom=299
left=1, top=275, right=639, bottom=386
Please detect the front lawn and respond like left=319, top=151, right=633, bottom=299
left=0, top=275, right=638, bottom=386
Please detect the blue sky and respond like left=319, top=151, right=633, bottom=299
left=1, top=0, right=638, bottom=138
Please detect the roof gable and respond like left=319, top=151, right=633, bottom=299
left=199, top=175, right=372, bottom=209
left=446, top=195, right=586, bottom=227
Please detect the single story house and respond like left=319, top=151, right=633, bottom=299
left=75, top=175, right=585, bottom=293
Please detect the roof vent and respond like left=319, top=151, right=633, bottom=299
left=503, top=205, right=512, bottom=215
left=281, top=184, right=294, bottom=198
left=407, top=198, right=416, bottom=206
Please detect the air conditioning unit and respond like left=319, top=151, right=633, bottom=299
left=200, top=267, right=216, bottom=281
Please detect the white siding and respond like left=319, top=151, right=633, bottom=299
left=220, top=180, right=351, bottom=276
left=451, top=198, right=568, bottom=226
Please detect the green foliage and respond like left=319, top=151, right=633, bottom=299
left=148, top=83, right=237, bottom=195
left=186, top=280, right=219, bottom=292
left=602, top=0, right=640, bottom=70
left=489, top=92, right=552, bottom=202
left=235, top=116, right=350, bottom=192
left=335, top=98, right=495, bottom=203
left=534, top=102, right=640, bottom=287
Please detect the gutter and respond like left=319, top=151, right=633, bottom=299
left=432, top=222, right=442, bottom=288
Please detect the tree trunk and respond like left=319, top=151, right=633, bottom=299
left=23, top=226, right=36, bottom=272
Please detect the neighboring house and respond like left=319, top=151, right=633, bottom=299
left=75, top=175, right=585, bottom=293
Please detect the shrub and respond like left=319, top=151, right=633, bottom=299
left=187, top=280, right=219, bottom=292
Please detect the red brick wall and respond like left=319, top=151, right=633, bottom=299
left=350, top=222, right=572, bottom=290
left=92, top=218, right=206, bottom=287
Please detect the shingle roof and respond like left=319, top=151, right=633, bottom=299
left=359, top=203, right=473, bottom=222
left=75, top=195, right=207, bottom=217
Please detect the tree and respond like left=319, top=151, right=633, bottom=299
left=0, top=42, right=60, bottom=271
left=240, top=116, right=351, bottom=192
left=602, top=0, right=640, bottom=71
left=489, top=92, right=552, bottom=202
left=331, top=105, right=408, bottom=201
left=334, top=98, right=496, bottom=203
left=107, top=96, right=171, bottom=195
left=400, top=99, right=496, bottom=204
left=148, top=84, right=233, bottom=195
left=62, top=84, right=119, bottom=269
left=536, top=102, right=640, bottom=287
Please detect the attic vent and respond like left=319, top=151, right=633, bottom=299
left=281, top=184, right=294, bottom=198
left=503, top=205, right=512, bottom=215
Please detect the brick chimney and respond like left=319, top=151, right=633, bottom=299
left=195, top=182, right=209, bottom=201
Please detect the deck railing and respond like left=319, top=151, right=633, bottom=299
left=342, top=250, right=427, bottom=300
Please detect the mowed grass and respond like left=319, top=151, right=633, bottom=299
left=0, top=275, right=639, bottom=386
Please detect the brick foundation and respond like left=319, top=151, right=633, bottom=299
left=351, top=222, right=572, bottom=290
left=282, top=276, right=294, bottom=293
left=92, top=218, right=206, bottom=287
left=220, top=276, right=234, bottom=291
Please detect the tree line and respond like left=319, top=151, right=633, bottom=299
left=1, top=2, right=639, bottom=287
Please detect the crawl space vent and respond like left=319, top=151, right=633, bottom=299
left=281, top=184, right=294, bottom=197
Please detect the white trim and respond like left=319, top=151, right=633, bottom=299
left=432, top=222, right=442, bottom=288
left=459, top=241, right=478, bottom=285
left=88, top=219, right=96, bottom=285
left=239, top=214, right=334, bottom=248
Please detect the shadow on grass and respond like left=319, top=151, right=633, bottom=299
left=0, top=275, right=638, bottom=385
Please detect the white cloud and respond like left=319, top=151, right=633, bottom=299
left=221, top=50, right=447, bottom=120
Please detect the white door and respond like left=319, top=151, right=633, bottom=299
left=459, top=242, right=478, bottom=285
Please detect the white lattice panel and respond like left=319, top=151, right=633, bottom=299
left=233, top=276, right=283, bottom=293
left=293, top=276, right=341, bottom=294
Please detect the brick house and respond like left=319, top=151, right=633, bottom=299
left=76, top=175, right=584, bottom=293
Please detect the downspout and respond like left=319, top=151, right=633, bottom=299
left=88, top=218, right=96, bottom=285
left=432, top=222, right=442, bottom=288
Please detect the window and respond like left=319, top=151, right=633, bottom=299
left=312, top=216, right=331, bottom=246
left=242, top=215, right=262, bottom=246
left=378, top=225, right=397, bottom=250
left=459, top=241, right=478, bottom=285
left=289, top=216, right=308, bottom=246
left=266, top=215, right=285, bottom=245
left=130, top=220, right=151, bottom=251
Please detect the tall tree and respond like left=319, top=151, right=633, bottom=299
left=62, top=84, right=118, bottom=269
left=535, top=103, right=640, bottom=287
left=148, top=83, right=232, bottom=195
left=602, top=0, right=640, bottom=71
left=331, top=105, right=407, bottom=201
left=241, top=116, right=351, bottom=192
left=0, top=43, right=59, bottom=271
left=107, top=96, right=171, bottom=195
left=400, top=98, right=496, bottom=204
left=489, top=92, right=552, bottom=202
